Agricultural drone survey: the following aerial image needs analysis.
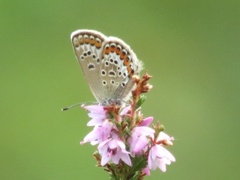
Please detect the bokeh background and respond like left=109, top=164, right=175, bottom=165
left=1, top=1, right=240, bottom=179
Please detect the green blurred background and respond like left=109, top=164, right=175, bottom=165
left=1, top=0, right=240, bottom=179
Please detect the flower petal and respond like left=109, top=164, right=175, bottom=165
left=139, top=117, right=153, bottom=126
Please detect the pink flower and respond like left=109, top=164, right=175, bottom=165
left=129, top=126, right=155, bottom=155
left=82, top=104, right=106, bottom=114
left=80, top=104, right=176, bottom=175
left=157, top=132, right=174, bottom=146
left=120, top=105, right=131, bottom=116
left=139, top=117, right=154, bottom=126
left=141, top=167, right=150, bottom=176
left=148, top=132, right=175, bottom=172
left=80, top=120, right=114, bottom=145
left=82, top=105, right=107, bottom=126
left=98, top=135, right=132, bottom=166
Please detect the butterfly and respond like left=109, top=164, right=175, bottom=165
left=71, top=29, right=142, bottom=105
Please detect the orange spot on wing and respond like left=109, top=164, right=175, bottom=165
left=127, top=66, right=133, bottom=76
left=104, top=47, right=110, bottom=54
left=123, top=56, right=130, bottom=66
left=90, top=38, right=95, bottom=46
left=116, top=47, right=121, bottom=55
left=96, top=41, right=102, bottom=49
left=110, top=46, right=116, bottom=53
left=119, top=50, right=126, bottom=61
left=79, top=37, right=84, bottom=45
left=84, top=37, right=90, bottom=44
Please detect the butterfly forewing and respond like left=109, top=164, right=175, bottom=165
left=71, top=30, right=108, bottom=103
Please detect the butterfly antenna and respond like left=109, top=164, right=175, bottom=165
left=61, top=103, right=82, bottom=111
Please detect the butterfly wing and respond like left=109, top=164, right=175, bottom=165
left=99, top=36, right=143, bottom=104
left=71, top=30, right=108, bottom=103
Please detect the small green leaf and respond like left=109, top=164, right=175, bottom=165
left=136, top=95, right=146, bottom=108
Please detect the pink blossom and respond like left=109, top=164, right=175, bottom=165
left=80, top=104, right=176, bottom=175
left=98, top=136, right=132, bottom=166
left=142, top=167, right=150, bottom=176
left=82, top=104, right=105, bottom=113
left=120, top=105, right=131, bottom=116
left=139, top=117, right=154, bottom=126
left=82, top=105, right=107, bottom=126
left=80, top=120, right=114, bottom=145
left=129, top=126, right=155, bottom=155
left=156, top=132, right=174, bottom=146
left=148, top=132, right=175, bottom=172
